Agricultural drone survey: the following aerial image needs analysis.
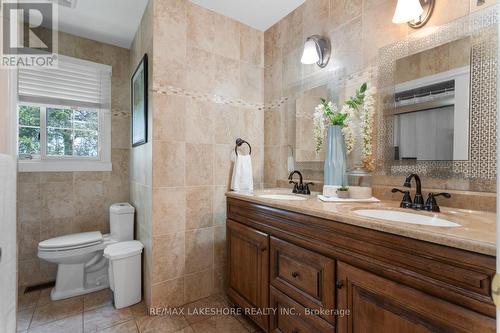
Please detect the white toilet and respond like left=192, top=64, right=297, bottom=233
left=38, top=203, right=135, bottom=301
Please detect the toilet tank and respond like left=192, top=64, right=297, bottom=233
left=110, top=203, right=135, bottom=241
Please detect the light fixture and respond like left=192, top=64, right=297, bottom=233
left=300, top=35, right=331, bottom=68
left=393, top=0, right=435, bottom=29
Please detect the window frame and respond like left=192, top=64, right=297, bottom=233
left=17, top=101, right=112, bottom=172
left=16, top=55, right=112, bottom=173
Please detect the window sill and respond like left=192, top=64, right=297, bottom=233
left=18, top=160, right=112, bottom=172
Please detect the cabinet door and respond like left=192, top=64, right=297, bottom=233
left=336, top=262, right=495, bottom=333
left=227, top=219, right=269, bottom=331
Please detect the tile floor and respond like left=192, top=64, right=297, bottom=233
left=17, top=288, right=263, bottom=333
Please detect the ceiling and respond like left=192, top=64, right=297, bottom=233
left=190, top=0, right=306, bottom=31
left=51, top=0, right=304, bottom=49
left=53, top=0, right=149, bottom=49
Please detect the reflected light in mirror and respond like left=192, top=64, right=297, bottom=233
left=301, top=39, right=320, bottom=65
left=393, top=0, right=424, bottom=24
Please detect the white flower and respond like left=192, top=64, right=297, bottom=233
left=341, top=105, right=356, bottom=154
left=313, top=105, right=326, bottom=154
left=360, top=88, right=376, bottom=169
left=340, top=105, right=350, bottom=115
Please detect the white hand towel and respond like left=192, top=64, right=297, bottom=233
left=231, top=155, right=254, bottom=193
left=287, top=155, right=295, bottom=174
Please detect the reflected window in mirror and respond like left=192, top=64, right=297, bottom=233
left=391, top=38, right=471, bottom=162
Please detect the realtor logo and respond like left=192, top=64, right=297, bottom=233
left=1, top=1, right=58, bottom=67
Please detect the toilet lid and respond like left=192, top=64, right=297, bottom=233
left=39, top=231, right=103, bottom=250
left=104, top=241, right=143, bottom=260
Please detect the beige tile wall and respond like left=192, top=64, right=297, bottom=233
left=129, top=0, right=154, bottom=308
left=17, top=31, right=131, bottom=287
left=263, top=0, right=498, bottom=196
left=149, top=0, right=264, bottom=308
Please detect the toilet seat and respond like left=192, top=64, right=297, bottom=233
left=38, top=233, right=116, bottom=261
left=38, top=241, right=104, bottom=262
left=39, top=231, right=103, bottom=252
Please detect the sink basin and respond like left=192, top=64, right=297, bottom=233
left=258, top=194, right=307, bottom=201
left=353, top=209, right=460, bottom=227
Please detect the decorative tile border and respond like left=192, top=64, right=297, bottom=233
left=265, top=97, right=289, bottom=110
left=152, top=84, right=265, bottom=110
left=112, top=110, right=130, bottom=117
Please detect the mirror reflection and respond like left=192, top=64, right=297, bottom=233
left=392, top=38, right=471, bottom=161
left=295, top=85, right=332, bottom=162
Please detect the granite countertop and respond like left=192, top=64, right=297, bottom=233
left=226, top=188, right=497, bottom=256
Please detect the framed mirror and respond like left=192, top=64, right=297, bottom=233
left=376, top=6, right=498, bottom=182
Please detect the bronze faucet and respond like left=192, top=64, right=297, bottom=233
left=288, top=171, right=314, bottom=195
left=392, top=174, right=451, bottom=212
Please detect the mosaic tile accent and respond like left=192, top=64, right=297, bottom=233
left=265, top=97, right=289, bottom=110
left=376, top=5, right=498, bottom=181
left=152, top=84, right=265, bottom=110
left=111, top=110, right=130, bottom=117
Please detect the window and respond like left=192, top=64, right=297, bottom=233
left=18, top=105, right=100, bottom=158
left=17, top=55, right=112, bottom=172
left=18, top=105, right=41, bottom=157
left=47, top=108, right=99, bottom=157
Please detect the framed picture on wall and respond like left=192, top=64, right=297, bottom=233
left=131, top=54, right=148, bottom=147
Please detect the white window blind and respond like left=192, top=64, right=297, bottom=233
left=18, top=55, right=112, bottom=109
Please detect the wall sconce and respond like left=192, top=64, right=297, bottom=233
left=300, top=35, right=331, bottom=68
left=393, top=0, right=435, bottom=29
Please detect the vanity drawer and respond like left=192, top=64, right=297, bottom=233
left=270, top=286, right=334, bottom=333
left=270, top=237, right=335, bottom=324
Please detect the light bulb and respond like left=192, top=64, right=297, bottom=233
left=393, top=0, right=424, bottom=24
left=301, top=40, right=320, bottom=65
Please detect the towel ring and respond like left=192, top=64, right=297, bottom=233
left=235, top=138, right=251, bottom=156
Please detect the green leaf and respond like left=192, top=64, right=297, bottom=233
left=360, top=82, right=368, bottom=93
left=344, top=82, right=369, bottom=111
left=330, top=112, right=347, bottom=126
left=18, top=105, right=40, bottom=127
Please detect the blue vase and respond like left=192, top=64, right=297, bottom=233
left=324, top=125, right=347, bottom=186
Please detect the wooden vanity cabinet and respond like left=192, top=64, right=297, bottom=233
left=226, top=198, right=496, bottom=333
left=337, top=262, right=495, bottom=333
left=227, top=219, right=269, bottom=331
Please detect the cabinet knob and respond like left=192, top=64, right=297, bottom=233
left=336, top=280, right=344, bottom=289
left=291, top=271, right=300, bottom=278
